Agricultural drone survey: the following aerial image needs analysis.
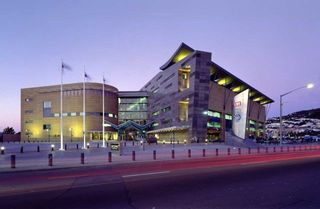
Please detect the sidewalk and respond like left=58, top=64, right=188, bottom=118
left=0, top=141, right=319, bottom=172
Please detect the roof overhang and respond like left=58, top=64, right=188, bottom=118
left=210, top=62, right=274, bottom=105
left=160, top=43, right=195, bottom=71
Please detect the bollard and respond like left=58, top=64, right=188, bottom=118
left=153, top=150, right=156, bottom=160
left=107, top=142, right=109, bottom=147
left=1, top=147, right=5, bottom=155
left=48, top=154, right=53, bottom=166
left=305, top=146, right=307, bottom=151
left=257, top=147, right=260, bottom=154
left=248, top=148, right=251, bottom=154
left=216, top=148, right=219, bottom=156
left=287, top=147, right=290, bottom=152
left=81, top=153, right=84, bottom=164
left=299, top=146, right=302, bottom=151
left=97, top=143, right=99, bottom=148
left=11, top=155, right=16, bottom=169
left=265, top=147, right=268, bottom=153
left=65, top=144, right=67, bottom=150
left=227, top=148, right=230, bottom=156
left=76, top=144, right=79, bottom=149
left=238, top=148, right=241, bottom=155
left=20, top=146, right=24, bottom=153
left=132, top=151, right=136, bottom=161
left=273, top=147, right=276, bottom=153
left=108, top=152, right=112, bottom=163
left=202, top=149, right=206, bottom=157
left=124, top=142, right=126, bottom=147
left=171, top=149, right=175, bottom=159
left=293, top=146, right=296, bottom=152
left=132, top=141, right=134, bottom=146
left=188, top=149, right=191, bottom=158
left=51, top=145, right=55, bottom=152
left=37, top=145, right=40, bottom=152
left=281, top=146, right=283, bottom=152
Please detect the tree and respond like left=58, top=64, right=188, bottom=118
left=3, top=127, right=15, bottom=134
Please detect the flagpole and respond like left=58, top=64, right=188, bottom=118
left=83, top=69, right=86, bottom=149
left=60, top=62, right=64, bottom=150
left=102, top=75, right=105, bottom=147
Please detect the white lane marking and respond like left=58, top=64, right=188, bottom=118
left=122, top=171, right=170, bottom=178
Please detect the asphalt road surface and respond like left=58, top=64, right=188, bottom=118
left=1, top=151, right=320, bottom=209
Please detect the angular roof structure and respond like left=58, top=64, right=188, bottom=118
left=160, top=43, right=273, bottom=105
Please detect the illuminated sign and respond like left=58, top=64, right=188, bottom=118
left=232, top=89, right=249, bottom=139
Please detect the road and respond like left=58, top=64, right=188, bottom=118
left=1, top=151, right=320, bottom=209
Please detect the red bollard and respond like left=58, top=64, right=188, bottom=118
left=248, top=148, right=251, bottom=154
left=153, top=150, right=156, bottom=160
left=171, top=149, right=175, bottom=159
left=132, top=151, right=136, bottom=161
left=227, top=148, right=230, bottom=156
left=202, top=149, right=206, bottom=157
left=188, top=149, right=191, bottom=158
left=238, top=148, right=241, bottom=155
left=48, top=154, right=53, bottom=166
left=108, top=152, right=112, bottom=163
left=11, top=155, right=16, bottom=169
left=81, top=153, right=84, bottom=164
left=216, top=148, right=219, bottom=156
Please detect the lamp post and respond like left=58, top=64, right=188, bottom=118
left=279, top=83, right=314, bottom=144
left=69, top=128, right=73, bottom=142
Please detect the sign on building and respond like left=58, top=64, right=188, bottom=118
left=232, top=89, right=249, bottom=139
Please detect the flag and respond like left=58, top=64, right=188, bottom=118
left=84, top=72, right=92, bottom=81
left=61, top=62, right=72, bottom=72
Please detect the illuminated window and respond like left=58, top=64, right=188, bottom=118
left=152, top=111, right=160, bottom=116
left=178, top=68, right=190, bottom=92
left=206, top=110, right=221, bottom=118
left=225, top=114, right=232, bottom=120
left=179, top=99, right=189, bottom=121
left=71, top=112, right=76, bottom=116
left=152, top=122, right=159, bottom=127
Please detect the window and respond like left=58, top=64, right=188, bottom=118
left=43, top=101, right=52, bottom=117
left=54, top=113, right=59, bottom=117
left=43, top=101, right=52, bottom=108
left=108, top=113, right=113, bottom=117
left=25, top=110, right=33, bottom=114
left=225, top=114, right=232, bottom=120
left=164, top=83, right=172, bottom=90
left=25, top=120, right=33, bottom=124
left=152, top=122, right=159, bottom=127
left=152, top=110, right=160, bottom=116
left=71, top=112, right=76, bottom=116
left=161, top=106, right=171, bottom=113
left=207, top=110, right=221, bottom=118
left=43, top=124, right=51, bottom=130
left=25, top=98, right=33, bottom=102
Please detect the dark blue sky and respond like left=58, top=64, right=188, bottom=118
left=1, top=0, right=319, bottom=131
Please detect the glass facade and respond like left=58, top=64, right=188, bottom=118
left=118, top=96, right=148, bottom=125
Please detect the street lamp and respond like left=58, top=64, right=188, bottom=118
left=279, top=83, right=314, bottom=144
left=69, top=127, right=73, bottom=142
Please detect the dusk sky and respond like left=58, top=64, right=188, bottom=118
left=1, top=0, right=319, bottom=132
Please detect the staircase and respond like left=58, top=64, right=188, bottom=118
left=225, top=131, right=261, bottom=148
